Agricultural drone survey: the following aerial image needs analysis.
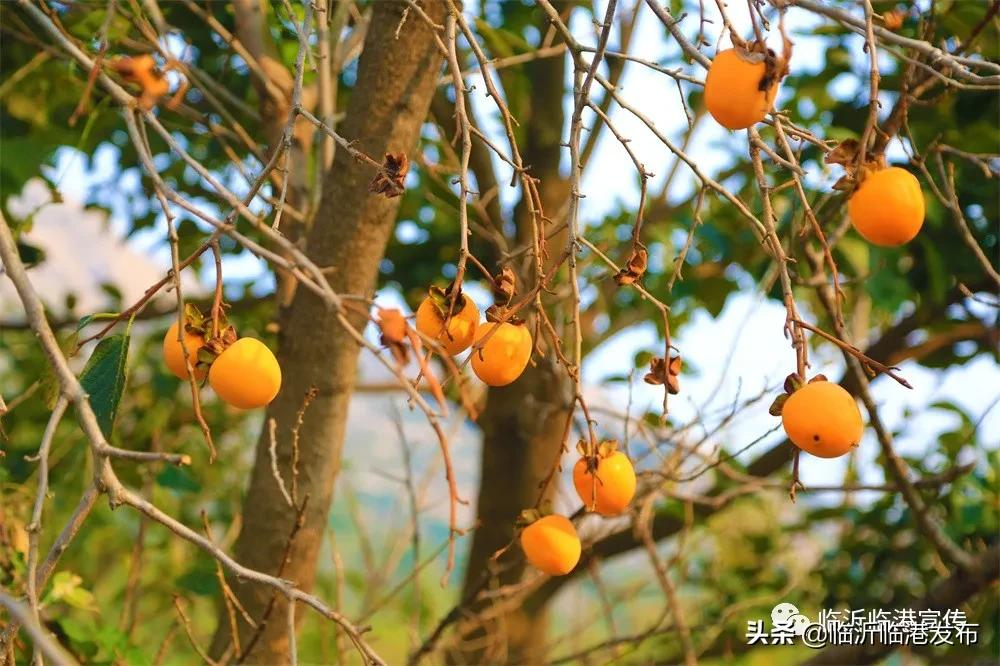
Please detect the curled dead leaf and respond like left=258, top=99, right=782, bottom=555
left=368, top=152, right=409, bottom=198
left=377, top=308, right=409, bottom=364
left=404, top=327, right=447, bottom=413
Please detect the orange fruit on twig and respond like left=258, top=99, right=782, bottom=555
left=848, top=166, right=925, bottom=246
left=573, top=442, right=636, bottom=516
left=162, top=320, right=206, bottom=380
left=111, top=54, right=170, bottom=110
left=781, top=380, right=863, bottom=459
left=704, top=46, right=783, bottom=130
left=209, top=338, right=282, bottom=409
left=520, top=514, right=581, bottom=576
left=471, top=321, right=532, bottom=387
left=415, top=287, right=479, bottom=355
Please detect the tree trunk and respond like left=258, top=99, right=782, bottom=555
left=454, top=14, right=573, bottom=661
left=453, top=360, right=574, bottom=664
left=210, top=2, right=446, bottom=661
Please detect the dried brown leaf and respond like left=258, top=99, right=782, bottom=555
left=377, top=308, right=409, bottom=364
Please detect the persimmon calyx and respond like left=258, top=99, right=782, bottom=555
left=174, top=304, right=234, bottom=374
left=576, top=439, right=621, bottom=472
left=492, top=265, right=517, bottom=304
left=484, top=303, right=523, bottom=326
left=368, top=152, right=409, bottom=198
left=426, top=284, right=467, bottom=322
left=826, top=139, right=889, bottom=192
left=643, top=354, right=682, bottom=394
left=613, top=243, right=648, bottom=286
left=516, top=508, right=543, bottom=528
left=770, top=372, right=831, bottom=416
left=738, top=40, right=790, bottom=93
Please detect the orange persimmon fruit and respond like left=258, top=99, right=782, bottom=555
left=520, top=514, right=581, bottom=576
left=573, top=450, right=637, bottom=516
left=847, top=166, right=925, bottom=246
left=112, top=54, right=169, bottom=110
left=208, top=337, right=282, bottom=409
left=163, top=320, right=206, bottom=380
left=415, top=290, right=479, bottom=355
left=470, top=321, right=532, bottom=387
left=781, top=380, right=863, bottom=458
left=704, top=48, right=780, bottom=130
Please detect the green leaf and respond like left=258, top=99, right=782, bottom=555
left=79, top=334, right=130, bottom=439
left=156, top=466, right=201, bottom=493
left=15, top=239, right=44, bottom=267
left=75, top=312, right=120, bottom=332
left=176, top=566, right=218, bottom=596
left=46, top=571, right=96, bottom=610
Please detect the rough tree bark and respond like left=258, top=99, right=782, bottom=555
left=210, top=2, right=446, bottom=661
left=454, top=14, right=574, bottom=662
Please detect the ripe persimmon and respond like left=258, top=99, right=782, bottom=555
left=112, top=54, right=170, bottom=110
left=704, top=47, right=780, bottom=130
left=471, top=321, right=532, bottom=387
left=208, top=337, right=282, bottom=409
left=781, top=380, right=863, bottom=458
left=847, top=166, right=925, bottom=246
left=520, top=514, right=581, bottom=576
left=415, top=289, right=479, bottom=355
left=573, top=448, right=636, bottom=516
left=163, top=320, right=206, bottom=380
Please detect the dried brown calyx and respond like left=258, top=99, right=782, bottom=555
left=644, top=354, right=682, bottom=395
left=369, top=152, right=409, bottom=198
left=492, top=265, right=517, bottom=305
left=613, top=243, right=648, bottom=286
left=575, top=438, right=619, bottom=471
left=740, top=39, right=791, bottom=93
left=768, top=372, right=829, bottom=416
left=426, top=284, right=467, bottom=322
left=484, top=303, right=523, bottom=326
left=174, top=303, right=236, bottom=373
left=825, top=139, right=888, bottom=192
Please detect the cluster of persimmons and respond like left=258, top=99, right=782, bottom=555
left=414, top=286, right=638, bottom=576
left=155, top=34, right=922, bottom=578
left=162, top=305, right=282, bottom=410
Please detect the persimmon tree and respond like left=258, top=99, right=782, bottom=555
left=1, top=1, right=997, bottom=665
